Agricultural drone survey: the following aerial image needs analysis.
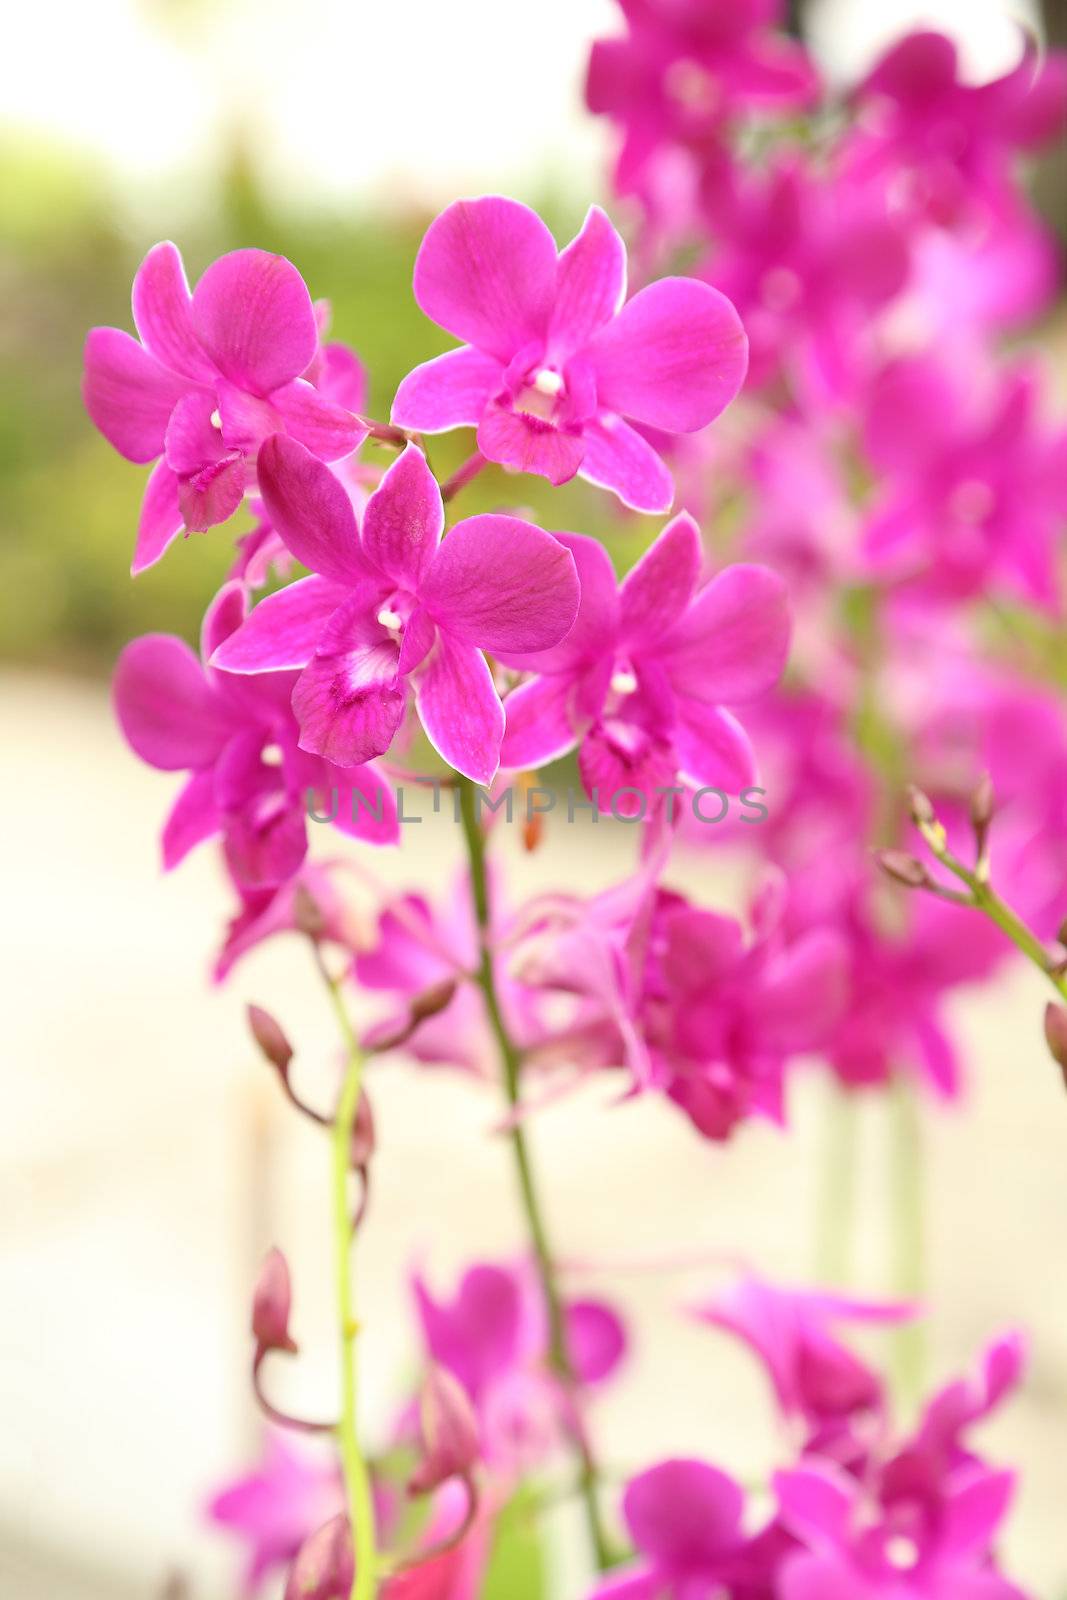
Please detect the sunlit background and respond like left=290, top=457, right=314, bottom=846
left=3, top=2, right=1066, bottom=1597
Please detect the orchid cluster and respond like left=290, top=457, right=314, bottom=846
left=86, top=3, right=1067, bottom=1596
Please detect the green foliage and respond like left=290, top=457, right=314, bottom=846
left=481, top=1488, right=550, bottom=1600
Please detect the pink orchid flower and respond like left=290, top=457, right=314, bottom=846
left=776, top=1458, right=1025, bottom=1600
left=846, top=30, right=1067, bottom=229
left=499, top=512, right=790, bottom=812
left=413, top=1261, right=626, bottom=1475
left=586, top=1457, right=777, bottom=1600
left=206, top=1431, right=343, bottom=1594
left=212, top=436, right=580, bottom=784
left=391, top=197, right=747, bottom=512
left=860, top=355, right=1067, bottom=612
left=587, top=0, right=819, bottom=200
left=692, top=1276, right=916, bottom=1433
left=114, top=581, right=397, bottom=887
left=84, top=243, right=365, bottom=570
left=213, top=860, right=357, bottom=982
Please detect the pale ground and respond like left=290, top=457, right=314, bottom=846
left=2, top=672, right=1066, bottom=1598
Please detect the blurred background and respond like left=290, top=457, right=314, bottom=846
left=3, top=1, right=1066, bottom=1596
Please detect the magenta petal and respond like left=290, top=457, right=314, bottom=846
left=165, top=390, right=229, bottom=475
left=178, top=455, right=247, bottom=533
left=412, top=196, right=557, bottom=363
left=391, top=346, right=502, bottom=431
left=212, top=576, right=349, bottom=673
left=396, top=606, right=437, bottom=677
left=421, top=515, right=580, bottom=654
left=674, top=704, right=756, bottom=791
left=361, top=444, right=443, bottom=590
left=549, top=206, right=626, bottom=360
left=623, top=1460, right=744, bottom=1566
left=292, top=638, right=406, bottom=768
left=83, top=327, right=191, bottom=463
left=477, top=401, right=586, bottom=485
left=664, top=564, right=791, bottom=704
left=114, top=634, right=233, bottom=770
left=257, top=434, right=373, bottom=585
left=132, top=241, right=216, bottom=382
left=270, top=378, right=367, bottom=461
left=566, top=1299, right=627, bottom=1385
left=942, top=1469, right=1016, bottom=1560
left=191, top=249, right=318, bottom=396
left=415, top=634, right=504, bottom=785
left=162, top=769, right=220, bottom=868
left=495, top=532, right=619, bottom=674
left=132, top=460, right=184, bottom=574
left=310, top=758, right=400, bottom=847
left=778, top=1555, right=865, bottom=1600
left=620, top=512, right=702, bottom=647
left=500, top=674, right=584, bottom=769
left=588, top=278, right=748, bottom=432
left=579, top=418, right=673, bottom=513
left=774, top=1463, right=856, bottom=1548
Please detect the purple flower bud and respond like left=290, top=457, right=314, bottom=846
left=969, top=771, right=995, bottom=832
left=407, top=1366, right=480, bottom=1495
left=875, top=849, right=929, bottom=889
left=247, top=1004, right=294, bottom=1075
left=1043, top=1002, right=1067, bottom=1083
left=350, top=1091, right=376, bottom=1170
left=252, top=1247, right=298, bottom=1354
left=906, top=784, right=937, bottom=827
left=293, top=884, right=327, bottom=938
left=283, top=1515, right=353, bottom=1600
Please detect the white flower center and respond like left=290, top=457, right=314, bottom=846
left=885, top=1535, right=919, bottom=1570
left=376, top=606, right=403, bottom=630
left=533, top=368, right=564, bottom=397
left=610, top=667, right=639, bottom=696
left=209, top=408, right=223, bottom=430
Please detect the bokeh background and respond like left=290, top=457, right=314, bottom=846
left=3, top=1, right=1066, bottom=1596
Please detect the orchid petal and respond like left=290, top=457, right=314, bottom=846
left=623, top=1459, right=744, bottom=1565
left=132, top=241, right=216, bottom=382
left=620, top=512, right=702, bottom=647
left=579, top=417, right=673, bottom=513
left=549, top=206, right=626, bottom=359
left=412, top=196, right=557, bottom=363
left=212, top=576, right=350, bottom=673
left=476, top=401, right=586, bottom=485
left=500, top=675, right=585, bottom=769
left=664, top=564, right=791, bottom=703
left=588, top=278, right=748, bottom=431
left=162, top=769, right=220, bottom=869
left=83, top=327, right=190, bottom=463
left=415, top=634, right=504, bottom=785
left=361, top=444, right=443, bottom=590
left=191, top=249, right=318, bottom=396
left=132, top=460, right=184, bottom=574
left=178, top=455, right=247, bottom=533
left=495, top=532, right=619, bottom=674
left=421, top=515, right=580, bottom=654
left=292, top=618, right=406, bottom=767
left=674, top=704, right=756, bottom=792
left=270, top=378, right=367, bottom=461
left=114, top=634, right=233, bottom=770
left=391, top=346, right=502, bottom=431
left=257, top=434, right=374, bottom=585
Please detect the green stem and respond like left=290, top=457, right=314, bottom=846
left=914, top=818, right=1067, bottom=1001
left=888, top=1072, right=926, bottom=1412
left=313, top=946, right=378, bottom=1600
left=815, top=1083, right=857, bottom=1286
left=456, top=778, right=613, bottom=1572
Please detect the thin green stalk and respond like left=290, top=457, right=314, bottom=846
left=912, top=809, right=1067, bottom=1002
left=313, top=946, right=378, bottom=1600
left=888, top=1072, right=926, bottom=1411
left=456, top=778, right=613, bottom=1572
left=815, top=1083, right=858, bottom=1286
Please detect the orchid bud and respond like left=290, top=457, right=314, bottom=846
left=371, top=980, right=457, bottom=1052
left=247, top=1004, right=294, bottom=1075
left=906, top=784, right=936, bottom=827
left=284, top=1515, right=353, bottom=1600
left=407, top=1366, right=480, bottom=1495
left=875, top=849, right=929, bottom=889
left=252, top=1247, right=298, bottom=1354
left=1043, top=1003, right=1067, bottom=1085
left=293, top=884, right=327, bottom=938
left=969, top=772, right=995, bottom=834
left=350, top=1090, right=376, bottom=1170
